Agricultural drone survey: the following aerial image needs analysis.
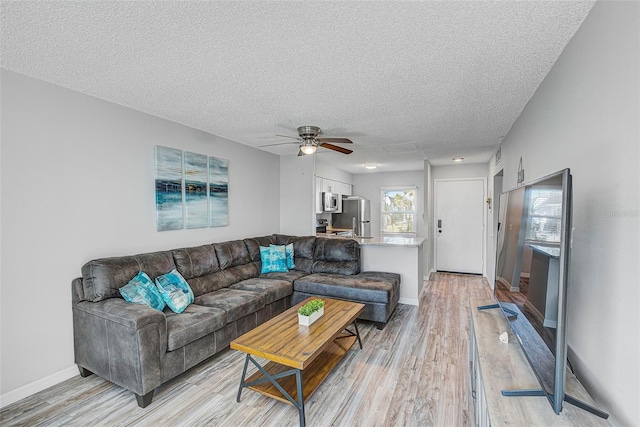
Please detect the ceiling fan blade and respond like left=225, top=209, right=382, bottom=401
left=319, top=142, right=353, bottom=154
left=276, top=134, right=301, bottom=141
left=316, top=137, right=353, bottom=144
left=258, top=142, right=298, bottom=148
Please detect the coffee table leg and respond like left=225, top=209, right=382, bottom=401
left=236, top=354, right=250, bottom=402
left=353, top=320, right=363, bottom=349
left=296, top=369, right=305, bottom=427
left=235, top=355, right=306, bottom=426
left=343, top=320, right=363, bottom=350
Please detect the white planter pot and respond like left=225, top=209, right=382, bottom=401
left=298, top=307, right=324, bottom=326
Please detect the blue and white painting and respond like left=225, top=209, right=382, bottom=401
left=209, top=156, right=229, bottom=227
left=184, top=152, right=208, bottom=229
left=155, top=146, right=183, bottom=231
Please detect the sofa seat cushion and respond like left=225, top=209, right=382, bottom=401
left=259, top=270, right=310, bottom=283
left=229, top=278, right=292, bottom=305
left=194, top=288, right=265, bottom=323
left=164, top=304, right=227, bottom=351
left=357, top=271, right=401, bottom=288
left=294, top=273, right=395, bottom=304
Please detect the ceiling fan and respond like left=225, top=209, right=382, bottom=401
left=260, top=126, right=353, bottom=156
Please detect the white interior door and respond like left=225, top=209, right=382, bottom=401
left=435, top=179, right=485, bottom=274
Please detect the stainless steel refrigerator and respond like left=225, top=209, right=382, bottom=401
left=332, top=197, right=371, bottom=237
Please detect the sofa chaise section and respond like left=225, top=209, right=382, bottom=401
left=290, top=237, right=401, bottom=329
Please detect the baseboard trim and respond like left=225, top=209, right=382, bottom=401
left=496, top=275, right=510, bottom=289
left=399, top=297, right=419, bottom=306
left=0, top=365, right=78, bottom=409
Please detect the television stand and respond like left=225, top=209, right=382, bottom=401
left=500, top=388, right=609, bottom=419
left=470, top=298, right=610, bottom=426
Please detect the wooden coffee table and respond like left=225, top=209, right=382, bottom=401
left=230, top=297, right=365, bottom=427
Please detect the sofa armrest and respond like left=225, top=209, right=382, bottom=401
left=73, top=298, right=167, bottom=396
left=74, top=298, right=166, bottom=330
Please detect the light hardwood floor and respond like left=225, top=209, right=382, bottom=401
left=1, top=273, right=492, bottom=426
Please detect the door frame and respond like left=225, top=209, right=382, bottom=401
left=433, top=177, right=487, bottom=275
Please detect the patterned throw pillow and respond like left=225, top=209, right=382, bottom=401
left=260, top=245, right=289, bottom=274
left=119, top=271, right=166, bottom=311
left=155, top=269, right=195, bottom=313
left=274, top=243, right=295, bottom=269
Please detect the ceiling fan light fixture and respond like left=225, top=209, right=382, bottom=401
left=300, top=143, right=317, bottom=155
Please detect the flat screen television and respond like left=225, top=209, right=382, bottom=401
left=480, top=168, right=607, bottom=418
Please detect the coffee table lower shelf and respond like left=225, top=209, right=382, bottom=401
left=244, top=333, right=358, bottom=404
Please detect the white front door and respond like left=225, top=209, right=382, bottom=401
left=435, top=178, right=485, bottom=274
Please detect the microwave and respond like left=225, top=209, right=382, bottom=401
left=323, top=192, right=339, bottom=212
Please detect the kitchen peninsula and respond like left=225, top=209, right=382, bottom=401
left=317, top=233, right=425, bottom=306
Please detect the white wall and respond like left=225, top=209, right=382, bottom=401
left=0, top=70, right=282, bottom=401
left=424, top=160, right=433, bottom=275
left=352, top=170, right=425, bottom=239
left=431, top=163, right=488, bottom=181
left=279, top=154, right=315, bottom=236
left=487, top=2, right=639, bottom=425
left=315, top=161, right=353, bottom=184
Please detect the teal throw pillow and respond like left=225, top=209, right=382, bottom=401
left=155, top=269, right=195, bottom=313
left=119, top=271, right=166, bottom=311
left=273, top=243, right=295, bottom=269
left=260, top=245, right=288, bottom=274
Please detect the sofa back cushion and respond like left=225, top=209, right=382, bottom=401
left=214, top=240, right=259, bottom=285
left=274, top=234, right=316, bottom=273
left=312, top=238, right=360, bottom=275
left=172, top=245, right=227, bottom=296
left=244, top=235, right=278, bottom=262
left=81, top=251, right=176, bottom=302
left=244, top=235, right=278, bottom=276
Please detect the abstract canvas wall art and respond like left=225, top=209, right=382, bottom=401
left=184, top=152, right=208, bottom=229
left=155, top=146, right=183, bottom=231
left=209, top=156, right=229, bottom=227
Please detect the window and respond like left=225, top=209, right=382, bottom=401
left=381, top=187, right=417, bottom=235
left=525, top=186, right=563, bottom=243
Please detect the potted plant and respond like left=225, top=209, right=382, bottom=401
left=298, top=299, right=325, bottom=326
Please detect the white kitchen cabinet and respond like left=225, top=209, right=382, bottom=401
left=321, top=179, right=333, bottom=193
left=321, top=179, right=351, bottom=195
left=315, top=177, right=352, bottom=213
left=339, top=181, right=352, bottom=196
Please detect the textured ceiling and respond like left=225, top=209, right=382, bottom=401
left=1, top=1, right=595, bottom=173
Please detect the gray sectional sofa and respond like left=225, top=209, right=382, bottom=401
left=72, top=234, right=400, bottom=407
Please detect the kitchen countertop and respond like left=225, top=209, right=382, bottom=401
left=316, top=233, right=425, bottom=248
left=529, top=244, right=560, bottom=258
